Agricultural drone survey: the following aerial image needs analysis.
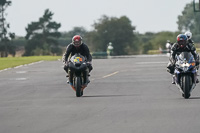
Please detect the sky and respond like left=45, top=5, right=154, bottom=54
left=6, top=0, right=193, bottom=36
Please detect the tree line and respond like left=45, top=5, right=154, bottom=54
left=0, top=1, right=200, bottom=57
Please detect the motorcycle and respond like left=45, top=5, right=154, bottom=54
left=68, top=53, right=89, bottom=97
left=174, top=52, right=198, bottom=99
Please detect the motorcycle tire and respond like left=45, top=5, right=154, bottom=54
left=75, top=77, right=82, bottom=97
left=181, top=75, right=191, bottom=99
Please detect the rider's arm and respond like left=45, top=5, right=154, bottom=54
left=188, top=43, right=197, bottom=60
left=83, top=44, right=92, bottom=62
left=191, top=50, right=197, bottom=60
left=170, top=43, right=177, bottom=63
left=188, top=39, right=194, bottom=44
left=63, top=44, right=73, bottom=63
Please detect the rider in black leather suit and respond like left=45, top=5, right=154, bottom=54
left=62, top=35, right=93, bottom=85
left=167, top=34, right=199, bottom=84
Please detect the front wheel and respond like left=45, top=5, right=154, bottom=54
left=75, top=77, right=82, bottom=97
left=181, top=75, right=191, bottom=99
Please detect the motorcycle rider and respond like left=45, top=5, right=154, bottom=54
left=185, top=31, right=200, bottom=76
left=185, top=31, right=194, bottom=44
left=167, top=34, right=199, bottom=84
left=62, top=35, right=93, bottom=86
left=165, top=40, right=173, bottom=54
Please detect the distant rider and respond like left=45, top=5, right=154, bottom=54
left=167, top=34, right=199, bottom=84
left=165, top=40, right=173, bottom=54
left=185, top=31, right=194, bottom=44
left=185, top=31, right=199, bottom=69
left=62, top=35, right=93, bottom=86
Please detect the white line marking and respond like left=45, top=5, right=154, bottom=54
left=16, top=71, right=27, bottom=74
left=14, top=65, right=23, bottom=69
left=15, top=78, right=27, bottom=81
left=0, top=61, right=44, bottom=73
left=102, top=71, right=119, bottom=78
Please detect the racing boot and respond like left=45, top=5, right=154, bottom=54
left=196, top=78, right=199, bottom=83
left=66, top=74, right=69, bottom=83
left=172, top=75, right=175, bottom=84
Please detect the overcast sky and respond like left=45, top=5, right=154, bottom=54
left=6, top=0, right=192, bottom=36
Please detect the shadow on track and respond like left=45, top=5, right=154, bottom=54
left=189, top=97, right=200, bottom=99
left=82, top=94, right=140, bottom=98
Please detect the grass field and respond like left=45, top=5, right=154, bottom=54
left=0, top=56, right=62, bottom=70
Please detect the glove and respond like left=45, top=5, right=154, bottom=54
left=86, top=62, right=93, bottom=72
left=64, top=61, right=69, bottom=66
left=63, top=61, right=69, bottom=71
left=87, top=61, right=92, bottom=65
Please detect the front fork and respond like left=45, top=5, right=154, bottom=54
left=174, top=69, right=197, bottom=84
left=175, top=71, right=197, bottom=93
left=69, top=69, right=89, bottom=91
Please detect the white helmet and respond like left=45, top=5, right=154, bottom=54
left=166, top=42, right=171, bottom=49
left=185, top=31, right=192, bottom=39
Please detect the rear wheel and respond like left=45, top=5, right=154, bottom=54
left=75, top=77, right=82, bottom=97
left=181, top=75, right=191, bottom=99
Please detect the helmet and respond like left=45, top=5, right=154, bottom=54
left=72, top=35, right=82, bottom=47
left=177, top=34, right=187, bottom=48
left=185, top=31, right=192, bottom=39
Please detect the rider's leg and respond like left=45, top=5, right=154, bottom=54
left=64, top=65, right=68, bottom=76
left=167, top=62, right=175, bottom=84
left=167, top=62, right=174, bottom=74
left=83, top=69, right=90, bottom=84
left=67, top=69, right=73, bottom=85
left=196, top=70, right=199, bottom=83
left=64, top=65, right=70, bottom=84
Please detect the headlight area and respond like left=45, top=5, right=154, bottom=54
left=176, top=63, right=195, bottom=72
left=190, top=62, right=195, bottom=66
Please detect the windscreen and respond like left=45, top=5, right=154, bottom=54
left=178, top=52, right=194, bottom=63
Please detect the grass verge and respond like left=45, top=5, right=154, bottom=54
left=0, top=56, right=62, bottom=70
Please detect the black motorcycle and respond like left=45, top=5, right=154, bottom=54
left=174, top=52, right=198, bottom=99
left=68, top=53, right=88, bottom=97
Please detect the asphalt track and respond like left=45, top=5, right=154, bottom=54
left=0, top=55, right=200, bottom=133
